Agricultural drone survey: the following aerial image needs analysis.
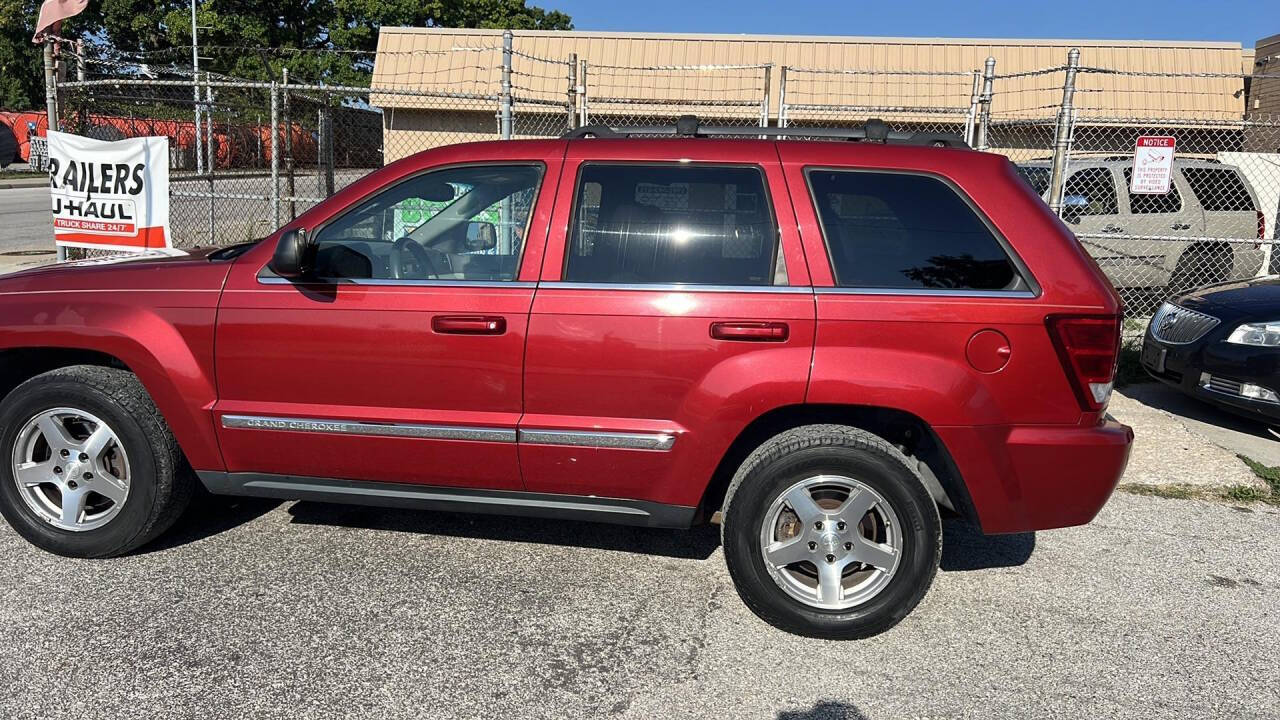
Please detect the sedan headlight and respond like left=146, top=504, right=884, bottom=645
left=1226, top=321, right=1280, bottom=346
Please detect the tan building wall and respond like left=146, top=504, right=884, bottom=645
left=372, top=28, right=1255, bottom=160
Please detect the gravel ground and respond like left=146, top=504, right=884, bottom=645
left=1, top=489, right=1276, bottom=720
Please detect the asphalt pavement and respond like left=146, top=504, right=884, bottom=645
left=0, top=489, right=1276, bottom=720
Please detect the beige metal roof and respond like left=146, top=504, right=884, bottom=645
left=372, top=28, right=1251, bottom=122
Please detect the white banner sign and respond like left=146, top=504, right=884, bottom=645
left=47, top=130, right=175, bottom=253
left=1130, top=135, right=1176, bottom=195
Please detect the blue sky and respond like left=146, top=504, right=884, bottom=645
left=548, top=0, right=1272, bottom=46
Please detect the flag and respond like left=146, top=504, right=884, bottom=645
left=32, top=0, right=89, bottom=42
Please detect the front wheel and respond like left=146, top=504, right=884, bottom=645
left=721, top=425, right=941, bottom=639
left=0, top=365, right=194, bottom=557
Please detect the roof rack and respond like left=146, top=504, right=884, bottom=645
left=561, top=115, right=969, bottom=148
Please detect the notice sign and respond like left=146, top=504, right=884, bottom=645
left=1130, top=136, right=1176, bottom=194
left=46, top=130, right=174, bottom=253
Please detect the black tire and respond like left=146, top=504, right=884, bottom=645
left=1169, top=246, right=1231, bottom=296
left=721, top=424, right=941, bottom=639
left=0, top=365, right=194, bottom=557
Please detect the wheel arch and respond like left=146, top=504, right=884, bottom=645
left=0, top=338, right=223, bottom=472
left=700, top=403, right=978, bottom=526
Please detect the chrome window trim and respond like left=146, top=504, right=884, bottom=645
left=220, top=414, right=516, bottom=443
left=814, top=287, right=1037, bottom=299
left=255, top=276, right=536, bottom=289
left=518, top=429, right=676, bottom=451
left=537, top=281, right=812, bottom=294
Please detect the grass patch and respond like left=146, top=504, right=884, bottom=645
left=1113, top=345, right=1148, bottom=389
left=1118, top=481, right=1280, bottom=506
left=1238, top=455, right=1280, bottom=496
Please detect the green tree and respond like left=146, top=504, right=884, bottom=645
left=0, top=0, right=573, bottom=109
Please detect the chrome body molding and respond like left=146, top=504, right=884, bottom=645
left=538, top=281, right=812, bottom=294
left=219, top=415, right=516, bottom=443
left=518, top=429, right=676, bottom=451
left=220, top=414, right=676, bottom=450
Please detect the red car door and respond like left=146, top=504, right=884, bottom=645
left=213, top=141, right=565, bottom=489
left=519, top=140, right=816, bottom=510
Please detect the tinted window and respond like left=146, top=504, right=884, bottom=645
left=1063, top=168, right=1118, bottom=216
left=807, top=170, right=1020, bottom=291
left=1016, top=166, right=1051, bottom=196
left=1122, top=167, right=1182, bottom=214
left=1182, top=167, right=1257, bottom=211
left=310, top=164, right=542, bottom=281
left=564, top=164, right=781, bottom=285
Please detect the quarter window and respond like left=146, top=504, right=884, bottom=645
left=564, top=164, right=783, bottom=286
left=1182, top=167, right=1257, bottom=211
left=308, top=164, right=542, bottom=281
left=806, top=170, right=1021, bottom=291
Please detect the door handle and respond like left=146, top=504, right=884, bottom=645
left=710, top=321, right=789, bottom=342
left=432, top=315, right=506, bottom=335
left=1101, top=224, right=1125, bottom=234
left=1170, top=222, right=1192, bottom=230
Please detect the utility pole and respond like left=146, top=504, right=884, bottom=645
left=191, top=0, right=204, bottom=175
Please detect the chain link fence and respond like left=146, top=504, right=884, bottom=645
left=43, top=36, right=1280, bottom=338
left=779, top=67, right=980, bottom=144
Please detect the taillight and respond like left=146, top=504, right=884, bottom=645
left=1259, top=210, right=1267, bottom=241
left=1047, top=315, right=1121, bottom=412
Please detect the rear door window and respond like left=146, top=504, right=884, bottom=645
left=805, top=169, right=1022, bottom=291
left=1182, top=167, right=1257, bottom=211
left=564, top=164, right=782, bottom=285
left=1122, top=167, right=1182, bottom=214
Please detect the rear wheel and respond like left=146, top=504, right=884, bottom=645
left=1169, top=245, right=1231, bottom=296
left=721, top=425, right=941, bottom=639
left=0, top=365, right=193, bottom=557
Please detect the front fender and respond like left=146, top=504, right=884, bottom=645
left=0, top=287, right=226, bottom=472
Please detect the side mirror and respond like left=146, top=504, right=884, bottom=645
left=465, top=221, right=497, bottom=252
left=1061, top=194, right=1089, bottom=224
left=269, top=228, right=314, bottom=278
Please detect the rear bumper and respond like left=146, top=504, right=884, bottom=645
left=936, top=420, right=1134, bottom=534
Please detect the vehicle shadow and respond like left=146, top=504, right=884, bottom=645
left=776, top=700, right=872, bottom=720
left=940, top=516, right=1035, bottom=571
left=1122, top=381, right=1274, bottom=441
left=137, top=493, right=283, bottom=554
left=285, top=501, right=723, bottom=560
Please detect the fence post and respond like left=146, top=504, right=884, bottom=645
left=777, top=66, right=788, bottom=129
left=578, top=60, right=589, bottom=128
left=318, top=90, right=335, bottom=197
left=75, top=40, right=85, bottom=81
left=1047, top=48, right=1081, bottom=217
left=963, top=70, right=981, bottom=147
left=567, top=52, right=578, bottom=131
left=270, top=82, right=280, bottom=231
left=975, top=57, right=995, bottom=151
left=44, top=39, right=64, bottom=261
left=282, top=67, right=295, bottom=220
left=205, top=75, right=215, bottom=244
left=500, top=29, right=514, bottom=140
left=760, top=65, right=771, bottom=128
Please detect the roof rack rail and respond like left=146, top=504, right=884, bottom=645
left=561, top=115, right=969, bottom=148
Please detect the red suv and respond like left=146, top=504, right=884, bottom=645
left=0, top=121, right=1132, bottom=639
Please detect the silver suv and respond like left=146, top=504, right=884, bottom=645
left=1018, top=158, right=1265, bottom=295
